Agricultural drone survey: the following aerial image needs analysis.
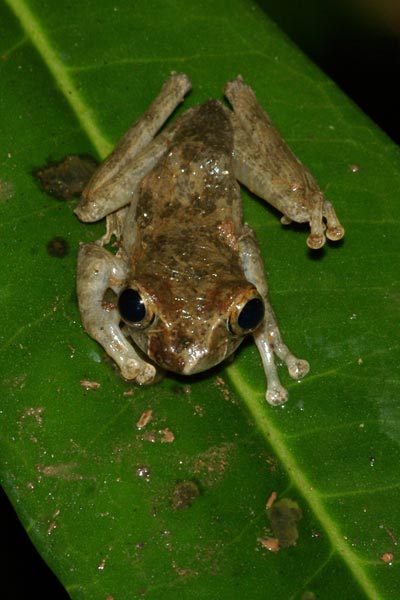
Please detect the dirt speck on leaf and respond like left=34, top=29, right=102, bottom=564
left=137, top=428, right=175, bottom=444
left=380, top=552, right=394, bottom=564
left=37, top=462, right=83, bottom=481
left=214, top=376, right=236, bottom=404
left=80, top=379, right=101, bottom=391
left=18, top=406, right=45, bottom=427
left=191, top=442, right=233, bottom=486
left=136, top=409, right=153, bottom=429
left=267, top=497, right=302, bottom=548
left=171, top=559, right=199, bottom=579
left=301, top=592, right=316, bottom=600
left=159, top=428, right=175, bottom=443
left=266, top=491, right=277, bottom=509
left=0, top=179, right=14, bottom=202
left=35, top=155, right=97, bottom=200
left=171, top=479, right=201, bottom=510
left=258, top=537, right=280, bottom=552
left=47, top=236, right=69, bottom=258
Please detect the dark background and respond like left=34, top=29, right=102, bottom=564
left=3, top=1, right=400, bottom=597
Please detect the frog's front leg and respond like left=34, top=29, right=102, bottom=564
left=225, top=76, right=344, bottom=250
left=239, top=226, right=309, bottom=405
left=77, top=244, right=156, bottom=384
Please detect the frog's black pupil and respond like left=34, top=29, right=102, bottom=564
left=237, top=298, right=264, bottom=331
left=118, top=288, right=146, bottom=323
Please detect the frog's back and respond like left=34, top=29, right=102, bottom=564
left=172, top=98, right=233, bottom=156
left=135, top=99, right=242, bottom=233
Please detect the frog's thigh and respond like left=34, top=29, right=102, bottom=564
left=77, top=243, right=156, bottom=384
left=225, top=77, right=344, bottom=249
left=238, top=227, right=309, bottom=405
left=76, top=72, right=192, bottom=222
left=75, top=135, right=173, bottom=222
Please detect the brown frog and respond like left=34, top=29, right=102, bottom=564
left=75, top=73, right=344, bottom=405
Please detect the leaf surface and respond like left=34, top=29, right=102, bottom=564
left=1, top=1, right=400, bottom=598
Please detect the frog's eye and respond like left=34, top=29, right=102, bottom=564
left=118, top=288, right=154, bottom=328
left=229, top=290, right=265, bottom=335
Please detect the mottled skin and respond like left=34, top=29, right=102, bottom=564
left=76, top=73, right=343, bottom=405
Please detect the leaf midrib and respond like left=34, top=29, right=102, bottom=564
left=227, top=363, right=381, bottom=599
left=5, top=0, right=112, bottom=158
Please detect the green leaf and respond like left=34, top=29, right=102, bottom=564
left=1, top=0, right=399, bottom=598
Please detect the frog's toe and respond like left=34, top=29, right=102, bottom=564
left=280, top=215, right=292, bottom=225
left=287, top=358, right=310, bottom=380
left=120, top=359, right=157, bottom=384
left=266, top=385, right=288, bottom=406
left=306, top=231, right=325, bottom=250
left=326, top=225, right=345, bottom=242
left=136, top=363, right=158, bottom=385
left=322, top=199, right=345, bottom=243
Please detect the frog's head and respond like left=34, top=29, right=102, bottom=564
left=117, top=278, right=265, bottom=375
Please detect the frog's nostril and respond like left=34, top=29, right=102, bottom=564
left=150, top=343, right=185, bottom=373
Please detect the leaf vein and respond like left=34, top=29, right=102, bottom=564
left=5, top=0, right=113, bottom=158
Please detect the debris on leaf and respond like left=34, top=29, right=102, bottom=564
left=159, top=427, right=175, bottom=443
left=267, top=496, right=302, bottom=549
left=35, top=155, right=97, bottom=200
left=79, top=379, right=101, bottom=391
left=47, top=236, right=69, bottom=258
left=171, top=479, right=201, bottom=510
left=258, top=537, right=280, bottom=552
left=266, top=490, right=277, bottom=510
left=137, top=427, right=175, bottom=444
left=301, top=592, right=316, bottom=600
left=380, top=552, right=394, bottom=564
left=123, top=389, right=135, bottom=397
left=136, top=409, right=153, bottom=429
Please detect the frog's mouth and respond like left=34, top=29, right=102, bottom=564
left=147, top=333, right=242, bottom=376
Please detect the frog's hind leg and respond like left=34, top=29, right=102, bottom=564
left=77, top=243, right=157, bottom=384
left=225, top=76, right=344, bottom=249
left=238, top=226, right=309, bottom=405
left=75, top=72, right=192, bottom=222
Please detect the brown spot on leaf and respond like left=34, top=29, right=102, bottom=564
left=136, top=409, right=153, bottom=429
left=47, top=236, right=69, bottom=258
left=380, top=552, right=394, bottom=564
left=258, top=537, right=280, bottom=552
left=171, top=479, right=201, bottom=510
left=80, top=379, right=101, bottom=391
left=35, top=155, right=97, bottom=200
left=267, top=497, right=302, bottom=548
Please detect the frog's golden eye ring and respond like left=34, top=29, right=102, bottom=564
left=229, top=290, right=265, bottom=335
left=118, top=288, right=154, bottom=328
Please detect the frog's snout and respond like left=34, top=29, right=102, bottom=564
left=151, top=343, right=214, bottom=375
left=148, top=333, right=233, bottom=376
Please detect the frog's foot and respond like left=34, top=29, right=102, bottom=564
left=306, top=202, right=326, bottom=250
left=285, top=356, right=310, bottom=380
left=120, top=357, right=157, bottom=385
left=306, top=197, right=345, bottom=249
left=253, top=309, right=310, bottom=405
left=323, top=199, right=345, bottom=242
left=266, top=381, right=288, bottom=406
left=264, top=355, right=309, bottom=405
left=307, top=230, right=325, bottom=250
left=280, top=215, right=292, bottom=226
left=253, top=328, right=290, bottom=406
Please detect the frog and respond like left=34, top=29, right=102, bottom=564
left=75, top=72, right=344, bottom=405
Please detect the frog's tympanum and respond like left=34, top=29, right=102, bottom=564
left=75, top=73, right=344, bottom=405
